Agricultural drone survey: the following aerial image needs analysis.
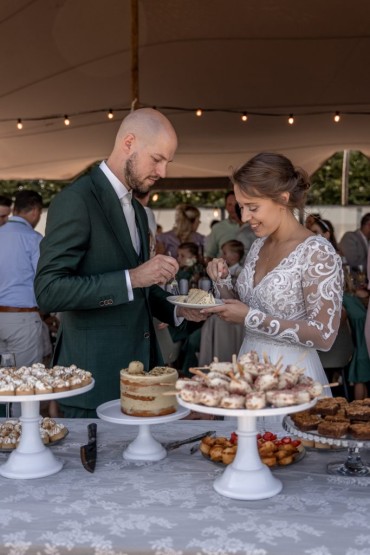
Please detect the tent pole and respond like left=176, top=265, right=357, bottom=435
left=131, top=0, right=139, bottom=109
left=341, top=149, right=350, bottom=206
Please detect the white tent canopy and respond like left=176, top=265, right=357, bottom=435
left=1, top=0, right=370, bottom=182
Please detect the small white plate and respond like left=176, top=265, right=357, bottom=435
left=167, top=295, right=224, bottom=309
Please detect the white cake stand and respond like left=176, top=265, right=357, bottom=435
left=178, top=396, right=317, bottom=500
left=97, top=399, right=190, bottom=461
left=0, top=381, right=94, bottom=479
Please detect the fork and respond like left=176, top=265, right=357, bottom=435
left=167, top=278, right=180, bottom=295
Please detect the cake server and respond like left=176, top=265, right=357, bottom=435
left=80, top=423, right=97, bottom=473
left=165, top=430, right=216, bottom=451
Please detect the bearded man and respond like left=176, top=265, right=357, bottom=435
left=35, top=108, right=204, bottom=417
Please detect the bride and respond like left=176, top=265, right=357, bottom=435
left=203, top=153, right=343, bottom=389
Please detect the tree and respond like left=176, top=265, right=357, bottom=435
left=308, top=151, right=370, bottom=205
left=1, top=151, right=369, bottom=207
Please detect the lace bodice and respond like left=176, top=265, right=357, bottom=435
left=235, top=235, right=343, bottom=351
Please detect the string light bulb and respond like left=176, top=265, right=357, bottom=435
left=107, top=109, right=114, bottom=119
left=288, top=114, right=294, bottom=125
left=241, top=112, right=248, bottom=122
left=196, top=109, right=202, bottom=117
left=64, top=115, right=70, bottom=126
left=17, top=118, right=23, bottom=130
left=152, top=193, right=159, bottom=202
left=334, top=111, right=341, bottom=123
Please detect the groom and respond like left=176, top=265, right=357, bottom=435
left=35, top=108, right=204, bottom=417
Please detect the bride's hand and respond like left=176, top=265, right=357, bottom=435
left=201, top=298, right=249, bottom=324
left=206, top=258, right=229, bottom=281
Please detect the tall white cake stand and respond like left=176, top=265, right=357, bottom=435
left=178, top=396, right=317, bottom=500
left=0, top=381, right=94, bottom=479
left=97, top=399, right=190, bottom=461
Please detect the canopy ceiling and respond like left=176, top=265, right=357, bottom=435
left=1, top=0, right=370, bottom=184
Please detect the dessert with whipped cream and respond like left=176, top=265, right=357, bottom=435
left=120, top=361, right=178, bottom=416
left=0, top=363, right=92, bottom=396
left=186, top=288, right=215, bottom=305
left=0, top=418, right=68, bottom=449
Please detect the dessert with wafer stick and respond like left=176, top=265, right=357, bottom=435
left=173, top=352, right=326, bottom=410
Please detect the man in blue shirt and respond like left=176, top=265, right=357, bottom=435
left=0, top=190, right=44, bottom=367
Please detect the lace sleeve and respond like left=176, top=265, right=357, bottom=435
left=212, top=274, right=236, bottom=298
left=244, top=243, right=344, bottom=351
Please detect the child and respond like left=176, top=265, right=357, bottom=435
left=221, top=239, right=245, bottom=283
left=176, top=242, right=205, bottom=287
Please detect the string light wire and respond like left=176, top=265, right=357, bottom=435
left=4, top=105, right=370, bottom=128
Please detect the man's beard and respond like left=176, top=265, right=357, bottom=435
left=124, top=154, right=150, bottom=194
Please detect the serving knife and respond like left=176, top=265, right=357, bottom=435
left=80, top=423, right=97, bottom=473
left=164, top=430, right=216, bottom=451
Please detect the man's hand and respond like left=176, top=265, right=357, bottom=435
left=129, top=255, right=179, bottom=288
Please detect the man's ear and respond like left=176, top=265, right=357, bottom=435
left=122, top=133, right=135, bottom=153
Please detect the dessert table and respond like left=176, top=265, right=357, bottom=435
left=0, top=417, right=370, bottom=555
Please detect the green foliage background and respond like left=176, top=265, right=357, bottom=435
left=1, top=151, right=369, bottom=208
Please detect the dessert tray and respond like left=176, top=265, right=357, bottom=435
left=0, top=380, right=94, bottom=479
left=200, top=432, right=306, bottom=468
left=97, top=400, right=190, bottom=461
left=166, top=295, right=224, bottom=309
left=0, top=418, right=69, bottom=452
left=178, top=396, right=317, bottom=500
left=283, top=415, right=370, bottom=476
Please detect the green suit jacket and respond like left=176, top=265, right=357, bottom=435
left=35, top=166, right=177, bottom=410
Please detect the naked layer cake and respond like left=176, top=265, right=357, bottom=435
left=120, top=361, right=178, bottom=417
left=186, top=288, right=215, bottom=305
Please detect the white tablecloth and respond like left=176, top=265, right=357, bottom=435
left=0, top=417, right=370, bottom=555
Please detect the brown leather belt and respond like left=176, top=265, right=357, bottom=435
left=0, top=306, right=39, bottom=313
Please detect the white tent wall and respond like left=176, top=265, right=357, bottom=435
left=1, top=0, right=370, bottom=181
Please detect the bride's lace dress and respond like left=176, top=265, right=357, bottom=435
left=234, top=235, right=343, bottom=386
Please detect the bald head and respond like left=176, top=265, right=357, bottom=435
left=107, top=108, right=178, bottom=193
left=115, top=108, right=177, bottom=147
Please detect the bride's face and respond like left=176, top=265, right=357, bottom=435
left=234, top=185, right=285, bottom=237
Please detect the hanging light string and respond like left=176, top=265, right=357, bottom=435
left=2, top=105, right=369, bottom=129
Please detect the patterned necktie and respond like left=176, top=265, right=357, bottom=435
left=120, top=193, right=140, bottom=254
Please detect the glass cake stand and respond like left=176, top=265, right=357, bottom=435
left=97, top=399, right=190, bottom=461
left=0, top=380, right=94, bottom=479
left=283, top=415, right=370, bottom=477
left=178, top=396, right=317, bottom=500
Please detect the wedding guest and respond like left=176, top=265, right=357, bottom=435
left=156, top=204, right=204, bottom=258
left=0, top=190, right=44, bottom=366
left=35, top=108, right=205, bottom=418
left=158, top=241, right=206, bottom=378
left=203, top=152, right=343, bottom=390
left=0, top=190, right=44, bottom=417
left=308, top=216, right=341, bottom=253
left=176, top=241, right=205, bottom=285
left=304, top=212, right=321, bottom=229
left=365, top=248, right=370, bottom=359
left=204, top=191, right=242, bottom=260
left=0, top=194, right=12, bottom=226
left=221, top=239, right=244, bottom=284
left=339, top=213, right=370, bottom=275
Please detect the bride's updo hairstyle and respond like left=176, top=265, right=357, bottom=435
left=231, top=153, right=310, bottom=210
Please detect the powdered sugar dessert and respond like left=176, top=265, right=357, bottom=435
left=120, top=361, right=178, bottom=416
